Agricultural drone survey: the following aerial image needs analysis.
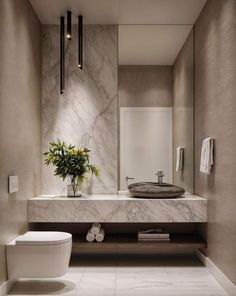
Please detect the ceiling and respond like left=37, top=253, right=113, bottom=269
left=29, top=0, right=206, bottom=65
left=119, top=25, right=192, bottom=65
left=29, top=0, right=206, bottom=25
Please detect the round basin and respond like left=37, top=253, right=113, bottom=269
left=128, top=182, right=185, bottom=198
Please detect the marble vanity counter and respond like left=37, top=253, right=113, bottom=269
left=28, top=194, right=207, bottom=223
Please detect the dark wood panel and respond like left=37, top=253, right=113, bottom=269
left=72, top=234, right=206, bottom=251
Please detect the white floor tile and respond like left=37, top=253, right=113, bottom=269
left=116, top=266, right=227, bottom=296
left=58, top=266, right=85, bottom=284
left=77, top=272, right=116, bottom=296
left=116, top=291, right=227, bottom=296
left=7, top=255, right=228, bottom=296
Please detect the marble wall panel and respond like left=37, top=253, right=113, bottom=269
left=42, top=25, right=118, bottom=195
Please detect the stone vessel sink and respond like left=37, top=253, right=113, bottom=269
left=128, top=182, right=185, bottom=198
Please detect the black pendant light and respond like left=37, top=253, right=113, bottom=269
left=67, top=11, right=72, bottom=40
left=78, top=15, right=83, bottom=69
left=60, top=16, right=65, bottom=94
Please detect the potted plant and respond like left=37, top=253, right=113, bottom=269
left=44, top=139, right=99, bottom=197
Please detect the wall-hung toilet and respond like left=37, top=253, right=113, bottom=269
left=6, top=231, right=72, bottom=279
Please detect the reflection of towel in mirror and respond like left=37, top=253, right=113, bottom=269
left=176, top=147, right=184, bottom=172
left=200, top=138, right=214, bottom=174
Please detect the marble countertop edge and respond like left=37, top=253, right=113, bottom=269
left=29, top=193, right=207, bottom=202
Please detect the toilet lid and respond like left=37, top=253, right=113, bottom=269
left=15, top=231, right=72, bottom=246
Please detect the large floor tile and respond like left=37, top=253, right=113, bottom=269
left=76, top=271, right=116, bottom=296
left=116, top=290, right=228, bottom=296
left=116, top=265, right=227, bottom=295
left=7, top=254, right=229, bottom=296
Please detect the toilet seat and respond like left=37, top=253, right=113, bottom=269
left=15, top=231, right=72, bottom=246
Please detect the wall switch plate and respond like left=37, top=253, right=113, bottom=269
left=8, top=176, right=19, bottom=193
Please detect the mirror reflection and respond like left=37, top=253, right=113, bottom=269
left=118, top=25, right=194, bottom=195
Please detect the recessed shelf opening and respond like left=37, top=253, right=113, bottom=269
left=72, top=233, right=206, bottom=252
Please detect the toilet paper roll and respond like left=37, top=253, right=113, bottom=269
left=91, top=223, right=101, bottom=235
left=86, top=229, right=95, bottom=242
left=95, top=228, right=105, bottom=243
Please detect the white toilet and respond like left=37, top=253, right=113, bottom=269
left=6, top=231, right=72, bottom=279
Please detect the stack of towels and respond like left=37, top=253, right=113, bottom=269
left=200, top=138, right=214, bottom=174
left=86, top=223, right=105, bottom=243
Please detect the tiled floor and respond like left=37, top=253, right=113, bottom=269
left=8, top=253, right=228, bottom=296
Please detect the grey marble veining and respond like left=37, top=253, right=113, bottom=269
left=28, top=194, right=207, bottom=223
left=42, top=25, right=118, bottom=196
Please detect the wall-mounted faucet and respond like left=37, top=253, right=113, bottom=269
left=126, top=176, right=134, bottom=187
left=155, top=171, right=164, bottom=184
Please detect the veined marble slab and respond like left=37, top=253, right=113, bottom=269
left=28, top=194, right=207, bottom=223
left=42, top=25, right=118, bottom=195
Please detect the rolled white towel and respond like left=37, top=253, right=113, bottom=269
left=86, top=229, right=95, bottom=242
left=95, top=228, right=105, bottom=243
left=91, top=223, right=101, bottom=235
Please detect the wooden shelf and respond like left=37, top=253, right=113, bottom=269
left=72, top=234, right=206, bottom=252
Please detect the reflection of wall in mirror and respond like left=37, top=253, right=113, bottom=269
left=173, top=30, right=194, bottom=194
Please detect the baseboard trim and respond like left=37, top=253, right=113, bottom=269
left=0, top=279, right=15, bottom=296
left=196, top=250, right=236, bottom=296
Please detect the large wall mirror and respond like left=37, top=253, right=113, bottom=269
left=118, top=25, right=194, bottom=193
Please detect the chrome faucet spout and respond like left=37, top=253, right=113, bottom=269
left=155, top=171, right=164, bottom=184
left=126, top=176, right=135, bottom=187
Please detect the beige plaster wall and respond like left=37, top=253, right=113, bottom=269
left=118, top=66, right=173, bottom=108
left=173, top=31, right=194, bottom=193
left=0, top=0, right=42, bottom=284
left=195, top=0, right=236, bottom=285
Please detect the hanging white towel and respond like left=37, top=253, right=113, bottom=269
left=176, top=147, right=184, bottom=172
left=200, top=138, right=214, bottom=174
